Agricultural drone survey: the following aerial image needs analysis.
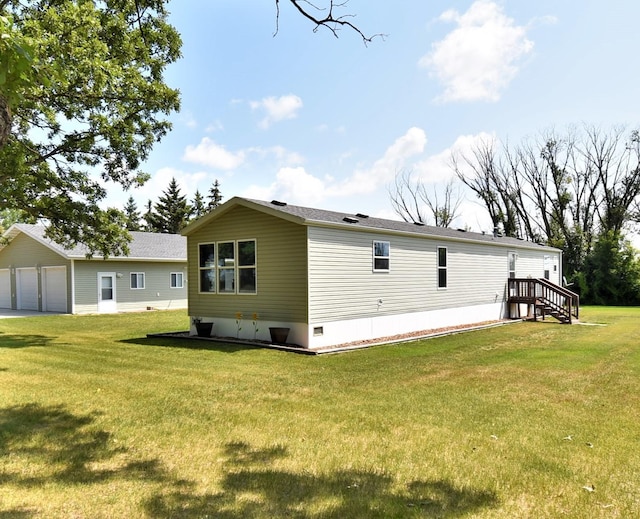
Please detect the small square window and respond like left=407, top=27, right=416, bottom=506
left=373, top=241, right=390, bottom=272
left=170, top=272, right=184, bottom=288
left=130, top=272, right=145, bottom=289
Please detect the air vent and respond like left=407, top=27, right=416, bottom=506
left=355, top=213, right=369, bottom=219
left=413, top=221, right=425, bottom=226
left=343, top=216, right=359, bottom=224
left=271, top=200, right=287, bottom=206
left=456, top=228, right=467, bottom=232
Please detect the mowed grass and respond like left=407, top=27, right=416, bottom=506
left=1, top=308, right=639, bottom=518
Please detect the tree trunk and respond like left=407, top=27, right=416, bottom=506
left=0, top=94, right=10, bottom=147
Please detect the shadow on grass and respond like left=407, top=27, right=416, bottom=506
left=120, top=335, right=262, bottom=354
left=144, top=441, right=500, bottom=518
left=0, top=332, right=56, bottom=348
left=0, top=403, right=189, bottom=490
left=1, top=405, right=498, bottom=517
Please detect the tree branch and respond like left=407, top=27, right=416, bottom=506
left=275, top=0, right=384, bottom=44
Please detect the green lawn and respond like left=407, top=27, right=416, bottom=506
left=1, top=307, right=639, bottom=518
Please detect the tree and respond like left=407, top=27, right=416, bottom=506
left=578, top=231, right=640, bottom=305
left=0, top=0, right=181, bottom=256
left=123, top=196, right=142, bottom=231
left=148, top=177, right=190, bottom=234
left=1, top=0, right=373, bottom=256
left=142, top=200, right=154, bottom=232
left=190, top=190, right=207, bottom=221
left=389, top=169, right=461, bottom=227
left=453, top=125, right=640, bottom=281
left=207, top=179, right=223, bottom=211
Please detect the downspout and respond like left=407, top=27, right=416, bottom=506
left=70, top=259, right=76, bottom=314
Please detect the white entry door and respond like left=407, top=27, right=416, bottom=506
left=17, top=268, right=39, bottom=310
left=0, top=269, right=11, bottom=309
left=42, top=266, right=67, bottom=313
left=97, top=273, right=117, bottom=313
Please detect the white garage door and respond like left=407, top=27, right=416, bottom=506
left=17, top=268, right=38, bottom=311
left=0, top=269, right=11, bottom=309
left=43, top=266, right=67, bottom=313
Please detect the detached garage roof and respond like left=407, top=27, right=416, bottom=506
left=1, top=224, right=186, bottom=262
left=184, top=197, right=560, bottom=252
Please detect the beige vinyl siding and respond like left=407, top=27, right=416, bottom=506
left=187, top=205, right=308, bottom=322
left=308, top=226, right=551, bottom=323
left=74, top=260, right=187, bottom=313
left=0, top=232, right=72, bottom=312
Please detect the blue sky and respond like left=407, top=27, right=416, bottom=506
left=105, top=0, right=640, bottom=235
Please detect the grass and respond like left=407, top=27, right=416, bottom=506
left=1, top=307, right=639, bottom=518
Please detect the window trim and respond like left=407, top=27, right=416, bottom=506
left=130, top=272, right=145, bottom=290
left=170, top=272, right=184, bottom=289
left=217, top=240, right=236, bottom=294
left=437, top=246, right=447, bottom=289
left=373, top=240, right=390, bottom=272
left=237, top=239, right=257, bottom=294
left=197, top=239, right=257, bottom=295
left=198, top=242, right=216, bottom=294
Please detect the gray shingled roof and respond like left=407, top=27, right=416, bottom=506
left=243, top=198, right=558, bottom=251
left=4, top=224, right=186, bottom=261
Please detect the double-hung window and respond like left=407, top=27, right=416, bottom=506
left=130, top=272, right=145, bottom=289
left=217, top=242, right=236, bottom=293
left=170, top=272, right=184, bottom=288
left=437, top=247, right=447, bottom=289
left=238, top=240, right=256, bottom=293
left=199, top=243, right=216, bottom=292
left=373, top=241, right=390, bottom=272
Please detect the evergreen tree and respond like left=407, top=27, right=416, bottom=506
left=190, top=190, right=207, bottom=221
left=207, top=179, right=223, bottom=210
left=142, top=200, right=154, bottom=232
left=123, top=196, right=142, bottom=231
left=148, top=178, right=190, bottom=234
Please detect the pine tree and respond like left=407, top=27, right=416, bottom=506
left=207, top=179, right=223, bottom=210
left=123, top=196, right=142, bottom=231
left=149, top=178, right=190, bottom=233
left=190, top=190, right=207, bottom=221
left=142, top=200, right=154, bottom=232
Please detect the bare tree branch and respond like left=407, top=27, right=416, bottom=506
left=275, top=0, right=385, bottom=44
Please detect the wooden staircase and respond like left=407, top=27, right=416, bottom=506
left=507, top=278, right=579, bottom=324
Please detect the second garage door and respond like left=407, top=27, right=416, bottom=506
left=17, top=268, right=38, bottom=311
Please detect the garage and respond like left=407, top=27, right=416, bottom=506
left=0, top=269, right=11, bottom=309
left=42, top=266, right=67, bottom=313
left=16, top=268, right=38, bottom=311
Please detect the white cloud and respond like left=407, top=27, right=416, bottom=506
left=413, top=131, right=495, bottom=183
left=250, top=94, right=303, bottom=129
left=420, top=0, right=534, bottom=102
left=183, top=137, right=245, bottom=170
left=328, top=127, right=428, bottom=196
left=243, top=167, right=326, bottom=206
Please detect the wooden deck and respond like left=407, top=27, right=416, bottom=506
left=507, top=278, right=579, bottom=324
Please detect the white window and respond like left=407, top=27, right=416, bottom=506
left=170, top=272, right=184, bottom=288
left=199, top=243, right=216, bottom=293
left=217, top=241, right=235, bottom=293
left=198, top=240, right=257, bottom=294
left=237, top=240, right=256, bottom=294
left=130, top=272, right=145, bottom=289
left=373, top=241, right=390, bottom=272
left=437, top=247, right=447, bottom=289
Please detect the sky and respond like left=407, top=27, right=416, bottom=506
left=104, top=0, right=640, bottom=237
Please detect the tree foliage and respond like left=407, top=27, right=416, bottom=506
left=147, top=177, right=190, bottom=234
left=0, top=0, right=181, bottom=256
left=450, top=124, right=640, bottom=304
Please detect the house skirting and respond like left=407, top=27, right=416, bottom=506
left=307, top=301, right=508, bottom=350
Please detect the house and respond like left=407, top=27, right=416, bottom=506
left=182, top=197, right=568, bottom=349
left=0, top=224, right=187, bottom=314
